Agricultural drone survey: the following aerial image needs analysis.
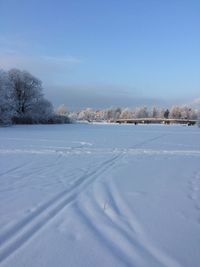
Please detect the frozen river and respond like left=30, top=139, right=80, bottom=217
left=0, top=123, right=200, bottom=267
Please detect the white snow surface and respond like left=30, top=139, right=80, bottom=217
left=0, top=123, right=200, bottom=267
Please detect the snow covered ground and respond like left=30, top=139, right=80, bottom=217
left=0, top=123, right=200, bottom=267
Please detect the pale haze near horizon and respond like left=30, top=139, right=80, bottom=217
left=0, top=0, right=200, bottom=110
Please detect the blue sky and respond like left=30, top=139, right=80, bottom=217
left=0, top=0, right=200, bottom=109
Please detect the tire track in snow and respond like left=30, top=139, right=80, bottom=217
left=0, top=154, right=121, bottom=264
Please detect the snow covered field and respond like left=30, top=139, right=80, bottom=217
left=0, top=123, right=200, bottom=267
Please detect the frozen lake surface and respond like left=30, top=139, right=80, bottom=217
left=0, top=123, right=200, bottom=267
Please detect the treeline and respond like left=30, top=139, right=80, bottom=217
left=0, top=69, right=70, bottom=125
left=64, top=106, right=199, bottom=122
left=1, top=69, right=199, bottom=126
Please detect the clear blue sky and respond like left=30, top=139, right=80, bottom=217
left=0, top=0, right=200, bottom=109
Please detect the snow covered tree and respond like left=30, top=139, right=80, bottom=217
left=170, top=106, right=197, bottom=120
left=7, top=68, right=63, bottom=124
left=78, top=108, right=96, bottom=121
left=103, top=107, right=121, bottom=121
left=180, top=106, right=198, bottom=120
left=135, top=107, right=149, bottom=118
left=56, top=104, right=69, bottom=116
left=113, top=107, right=122, bottom=120
left=164, top=109, right=170, bottom=119
left=25, top=98, right=54, bottom=123
left=0, top=70, right=15, bottom=125
left=197, top=111, right=200, bottom=127
left=0, top=68, right=70, bottom=125
left=8, top=69, right=43, bottom=118
left=170, top=106, right=182, bottom=119
left=151, top=107, right=159, bottom=118
left=120, top=108, right=133, bottom=119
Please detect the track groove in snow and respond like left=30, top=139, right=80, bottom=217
left=75, top=181, right=182, bottom=267
left=0, top=133, right=168, bottom=264
left=1, top=125, right=199, bottom=267
left=0, top=154, right=121, bottom=263
left=188, top=170, right=200, bottom=223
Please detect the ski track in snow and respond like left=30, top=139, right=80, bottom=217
left=1, top=127, right=200, bottom=266
left=0, top=162, right=29, bottom=178
left=0, top=133, right=167, bottom=264
left=188, top=171, right=200, bottom=223
left=75, top=181, right=182, bottom=267
left=0, top=153, right=121, bottom=263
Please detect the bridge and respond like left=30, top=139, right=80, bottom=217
left=113, top=118, right=197, bottom=125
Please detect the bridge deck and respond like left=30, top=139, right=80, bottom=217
left=113, top=118, right=197, bottom=125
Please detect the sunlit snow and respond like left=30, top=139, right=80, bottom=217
left=0, top=123, right=200, bottom=267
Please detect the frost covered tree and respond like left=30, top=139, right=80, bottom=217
left=104, top=107, right=121, bottom=121
left=197, top=111, right=200, bottom=127
left=164, top=109, right=170, bottom=119
left=151, top=107, right=159, bottom=118
left=0, top=70, right=15, bottom=125
left=135, top=107, right=149, bottom=118
left=7, top=69, right=59, bottom=123
left=0, top=68, right=70, bottom=125
left=170, top=106, right=197, bottom=120
left=180, top=106, right=198, bottom=120
left=112, top=107, right=121, bottom=120
left=56, top=104, right=69, bottom=116
left=120, top=108, right=133, bottom=119
left=78, top=108, right=96, bottom=121
left=8, top=69, right=43, bottom=118
left=170, top=106, right=182, bottom=119
left=25, top=98, right=54, bottom=123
